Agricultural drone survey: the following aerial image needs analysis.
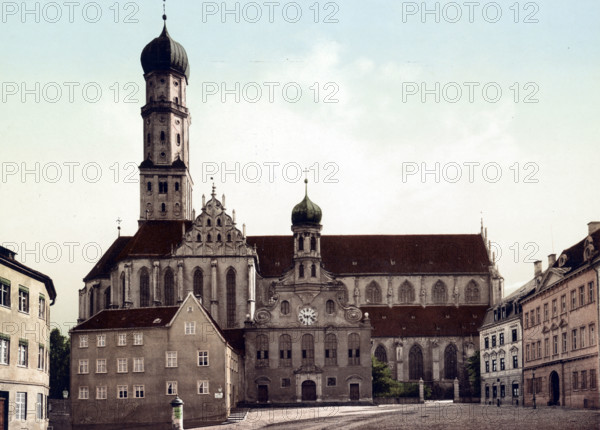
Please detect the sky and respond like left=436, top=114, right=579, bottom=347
left=1, top=0, right=599, bottom=332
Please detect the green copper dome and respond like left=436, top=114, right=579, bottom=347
left=141, top=24, right=190, bottom=81
left=292, top=183, right=322, bottom=226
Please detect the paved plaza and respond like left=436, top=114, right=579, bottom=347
left=196, top=402, right=600, bottom=430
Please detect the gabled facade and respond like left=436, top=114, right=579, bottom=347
left=70, top=294, right=242, bottom=429
left=0, top=245, right=56, bottom=430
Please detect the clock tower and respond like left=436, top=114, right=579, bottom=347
left=138, top=17, right=193, bottom=222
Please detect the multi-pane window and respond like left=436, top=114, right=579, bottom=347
left=571, top=290, right=577, bottom=309
left=117, top=385, right=128, bottom=399
left=326, top=300, right=335, bottom=314
left=562, top=332, right=567, bottom=353
left=500, top=357, right=505, bottom=371
left=36, top=393, right=43, bottom=420
left=0, top=281, right=10, bottom=307
left=0, top=337, right=9, bottom=365
left=282, top=378, right=291, bottom=388
left=78, top=386, right=89, bottom=399
left=589, top=281, right=595, bottom=303
left=526, top=344, right=530, bottom=361
left=485, top=361, right=489, bottom=372
left=279, top=335, right=292, bottom=367
left=97, top=334, right=106, bottom=347
left=39, top=295, right=46, bottom=320
left=118, top=333, right=127, bottom=346
left=580, top=326, right=586, bottom=348
left=133, top=357, right=144, bottom=372
left=198, top=381, right=209, bottom=394
left=79, top=359, right=89, bottom=374
left=348, top=333, right=360, bottom=365
left=166, top=381, right=177, bottom=395
left=166, top=351, right=177, bottom=368
left=327, top=377, right=337, bottom=386
left=15, top=392, right=27, bottom=420
left=96, top=386, right=107, bottom=399
left=572, top=329, right=577, bottom=350
left=226, top=269, right=236, bottom=328
left=552, top=299, right=557, bottom=317
left=134, top=385, right=145, bottom=398
left=499, top=333, right=504, bottom=345
left=133, top=333, right=143, bottom=345
left=366, top=281, right=382, bottom=303
left=256, top=335, right=269, bottom=367
left=301, top=334, right=315, bottom=366
left=561, top=294, right=566, bottom=313
left=38, top=345, right=45, bottom=370
left=491, top=335, right=496, bottom=347
left=591, top=369, right=597, bottom=389
left=525, top=312, right=529, bottom=328
left=18, top=288, right=29, bottom=313
left=117, top=358, right=128, bottom=373
left=536, top=341, right=541, bottom=358
left=535, top=307, right=540, bottom=324
left=18, top=341, right=28, bottom=367
left=512, top=355, right=518, bottom=369
left=193, top=268, right=203, bottom=300
left=198, top=351, right=209, bottom=366
left=579, top=286, right=585, bottom=307
left=185, top=322, right=196, bottom=335
left=484, top=337, right=489, bottom=349
left=492, top=359, right=497, bottom=372
left=553, top=335, right=558, bottom=355
left=544, top=338, right=549, bottom=357
left=590, top=324, right=596, bottom=346
left=325, top=333, right=337, bottom=366
left=543, top=303, right=549, bottom=321
left=572, top=372, right=578, bottom=390
left=140, top=268, right=151, bottom=307
left=280, top=300, right=290, bottom=315
left=512, top=329, right=518, bottom=343
left=581, top=371, right=588, bottom=389
left=96, top=359, right=107, bottom=373
left=500, top=385, right=505, bottom=398
left=79, top=335, right=88, bottom=348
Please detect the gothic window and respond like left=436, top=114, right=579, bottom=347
left=140, top=268, right=150, bottom=307
left=147, top=182, right=152, bottom=192
left=280, top=300, right=290, bottom=315
left=217, top=218, right=222, bottom=227
left=161, top=203, right=166, bottom=213
left=207, top=234, right=212, bottom=242
left=196, top=234, right=201, bottom=242
left=299, top=264, right=304, bottom=278
left=227, top=234, right=232, bottom=242
left=348, top=333, right=360, bottom=365
left=326, top=300, right=335, bottom=314
left=279, top=334, right=292, bottom=367
left=325, top=333, right=337, bottom=366
left=432, top=281, right=447, bottom=304
left=465, top=281, right=480, bottom=303
left=164, top=269, right=174, bottom=306
left=226, top=269, right=236, bottom=328
left=409, top=345, right=424, bottom=380
left=311, top=264, right=316, bottom=277
left=89, top=290, right=94, bottom=316
left=176, top=133, right=181, bottom=144
left=207, top=219, right=211, bottom=227
left=217, top=234, right=222, bottom=242
left=366, top=281, right=382, bottom=304
left=298, top=236, right=304, bottom=251
left=193, top=269, right=203, bottom=300
left=256, top=335, right=269, bottom=367
left=301, top=334, right=315, bottom=366
left=399, top=281, right=415, bottom=304
left=375, top=344, right=388, bottom=363
left=444, top=343, right=458, bottom=379
left=104, top=287, right=111, bottom=309
left=120, top=272, right=126, bottom=307
left=310, top=237, right=316, bottom=251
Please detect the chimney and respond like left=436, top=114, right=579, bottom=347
left=534, top=260, right=542, bottom=277
left=548, top=254, right=556, bottom=267
left=588, top=222, right=600, bottom=235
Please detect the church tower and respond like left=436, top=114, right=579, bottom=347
left=138, top=16, right=193, bottom=222
left=291, top=180, right=323, bottom=285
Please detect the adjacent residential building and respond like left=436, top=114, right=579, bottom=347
left=70, top=293, right=242, bottom=429
left=522, top=223, right=600, bottom=409
left=0, top=245, right=57, bottom=430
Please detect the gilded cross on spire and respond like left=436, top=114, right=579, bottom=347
left=162, top=0, right=167, bottom=21
left=116, top=217, right=122, bottom=237
left=211, top=177, right=216, bottom=198
left=302, top=168, right=310, bottom=195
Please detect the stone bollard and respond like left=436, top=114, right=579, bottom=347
left=171, top=396, right=184, bottom=430
left=419, top=378, right=424, bottom=403
left=453, top=377, right=459, bottom=403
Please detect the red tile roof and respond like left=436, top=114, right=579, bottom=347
left=362, top=305, right=488, bottom=337
left=72, top=306, right=179, bottom=331
left=247, top=234, right=491, bottom=277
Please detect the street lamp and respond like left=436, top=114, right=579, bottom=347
left=532, top=370, right=536, bottom=409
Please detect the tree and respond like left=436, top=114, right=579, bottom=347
left=372, top=356, right=395, bottom=396
left=50, top=328, right=70, bottom=399
left=466, top=350, right=481, bottom=398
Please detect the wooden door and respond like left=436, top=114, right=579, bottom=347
left=350, top=383, right=359, bottom=401
left=257, top=385, right=268, bottom=403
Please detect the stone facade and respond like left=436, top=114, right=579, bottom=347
left=0, top=245, right=56, bottom=430
left=70, top=294, right=242, bottom=429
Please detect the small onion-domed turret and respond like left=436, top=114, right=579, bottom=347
left=141, top=23, right=190, bottom=81
left=291, top=180, right=322, bottom=226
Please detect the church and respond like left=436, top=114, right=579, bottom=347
left=75, top=14, right=502, bottom=413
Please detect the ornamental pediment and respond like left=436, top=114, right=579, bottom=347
left=294, top=364, right=323, bottom=374
left=550, top=323, right=558, bottom=331
left=559, top=319, right=568, bottom=328
left=542, top=325, right=550, bottom=333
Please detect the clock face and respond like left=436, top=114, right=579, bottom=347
left=298, top=307, right=317, bottom=326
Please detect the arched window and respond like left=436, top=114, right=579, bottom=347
left=409, top=345, right=424, bottom=380
left=104, top=287, right=111, bottom=309
left=279, top=334, right=292, bottom=367
left=120, top=272, right=126, bottom=307
left=280, top=300, right=290, bottom=315
left=164, top=269, right=175, bottom=306
left=256, top=335, right=269, bottom=367
left=175, top=96, right=179, bottom=105
left=310, top=237, right=316, bottom=251
left=348, top=333, right=360, bottom=365
left=160, top=131, right=165, bottom=141
left=140, top=268, right=150, bottom=307
left=299, top=264, right=304, bottom=278
left=217, top=218, right=221, bottom=227
left=193, top=269, right=203, bottom=300
left=207, top=219, right=211, bottom=227
left=366, top=281, right=382, bottom=304
left=311, top=264, right=316, bottom=277
left=227, top=234, right=232, bottom=242
left=301, top=334, right=315, bottom=366
left=375, top=344, right=388, bottom=363
left=217, top=234, right=222, bottom=242
left=147, top=133, right=151, bottom=144
left=444, top=344, right=458, bottom=379
left=298, top=236, right=304, bottom=251
left=177, top=133, right=181, bottom=144
left=325, top=333, right=337, bottom=365
left=147, top=182, right=152, bottom=192
left=338, top=284, right=349, bottom=305
left=465, top=280, right=480, bottom=303
left=196, top=233, right=201, bottom=242
left=161, top=203, right=166, bottom=213
left=207, top=234, right=212, bottom=242
left=399, top=281, right=415, bottom=304
left=175, top=182, right=180, bottom=192
left=226, top=269, right=236, bottom=328
left=89, top=290, right=94, bottom=317
left=432, top=281, right=447, bottom=304
left=326, top=300, right=335, bottom=314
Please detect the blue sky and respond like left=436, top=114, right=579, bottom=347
left=1, top=1, right=599, bottom=330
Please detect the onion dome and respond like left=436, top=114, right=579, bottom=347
left=141, top=23, right=190, bottom=81
left=291, top=180, right=322, bottom=226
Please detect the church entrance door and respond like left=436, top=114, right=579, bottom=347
left=301, top=380, right=317, bottom=401
left=549, top=371, right=560, bottom=405
left=258, top=385, right=268, bottom=403
left=349, top=383, right=360, bottom=401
